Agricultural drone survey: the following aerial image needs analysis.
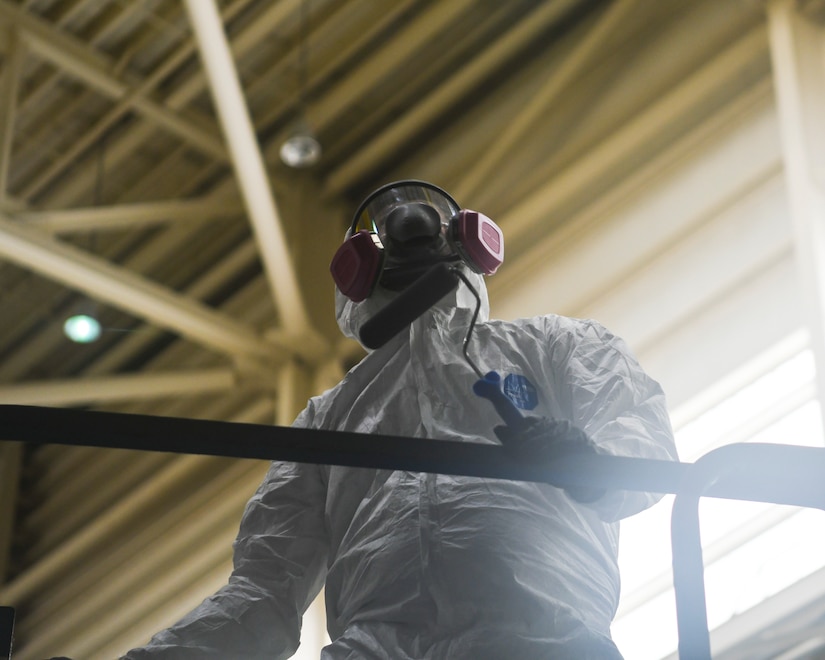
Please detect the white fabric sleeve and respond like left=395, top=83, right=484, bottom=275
left=555, top=319, right=678, bottom=522
left=122, top=405, right=328, bottom=659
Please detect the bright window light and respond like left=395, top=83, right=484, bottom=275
left=612, top=347, right=824, bottom=660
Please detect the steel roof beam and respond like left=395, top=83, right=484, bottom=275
left=34, top=0, right=295, bottom=213
left=14, top=197, right=243, bottom=234
left=0, top=0, right=227, bottom=165
left=0, top=213, right=274, bottom=360
left=183, top=0, right=317, bottom=341
left=0, top=369, right=238, bottom=406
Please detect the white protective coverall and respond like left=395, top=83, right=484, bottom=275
left=123, top=267, right=677, bottom=659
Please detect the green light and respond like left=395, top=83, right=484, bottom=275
left=63, top=314, right=101, bottom=343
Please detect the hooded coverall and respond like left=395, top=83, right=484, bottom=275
left=123, top=267, right=677, bottom=659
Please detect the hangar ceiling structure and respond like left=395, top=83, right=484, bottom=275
left=0, top=0, right=824, bottom=657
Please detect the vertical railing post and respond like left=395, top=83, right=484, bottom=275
left=0, top=606, right=14, bottom=660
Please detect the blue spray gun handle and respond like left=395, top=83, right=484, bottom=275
left=472, top=371, right=527, bottom=431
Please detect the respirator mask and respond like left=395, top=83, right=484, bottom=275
left=330, top=180, right=504, bottom=302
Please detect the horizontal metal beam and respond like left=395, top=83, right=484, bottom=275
left=0, top=369, right=238, bottom=406
left=0, top=214, right=274, bottom=359
left=14, top=197, right=243, bottom=234
left=0, top=0, right=226, bottom=161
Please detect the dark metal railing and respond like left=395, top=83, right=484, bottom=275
left=1, top=404, right=824, bottom=659
left=0, top=606, right=13, bottom=660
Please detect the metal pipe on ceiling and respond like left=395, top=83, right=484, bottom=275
left=30, top=529, right=237, bottom=659
left=30, top=445, right=100, bottom=494
left=253, top=0, right=418, bottom=132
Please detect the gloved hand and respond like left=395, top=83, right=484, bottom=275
left=494, top=417, right=605, bottom=503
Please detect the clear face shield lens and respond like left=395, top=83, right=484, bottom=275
left=353, top=183, right=461, bottom=244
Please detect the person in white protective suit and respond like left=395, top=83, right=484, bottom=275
left=121, top=180, right=678, bottom=659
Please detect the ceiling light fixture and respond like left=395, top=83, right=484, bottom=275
left=280, top=124, right=322, bottom=168
left=280, top=0, right=321, bottom=168
left=63, top=314, right=102, bottom=343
